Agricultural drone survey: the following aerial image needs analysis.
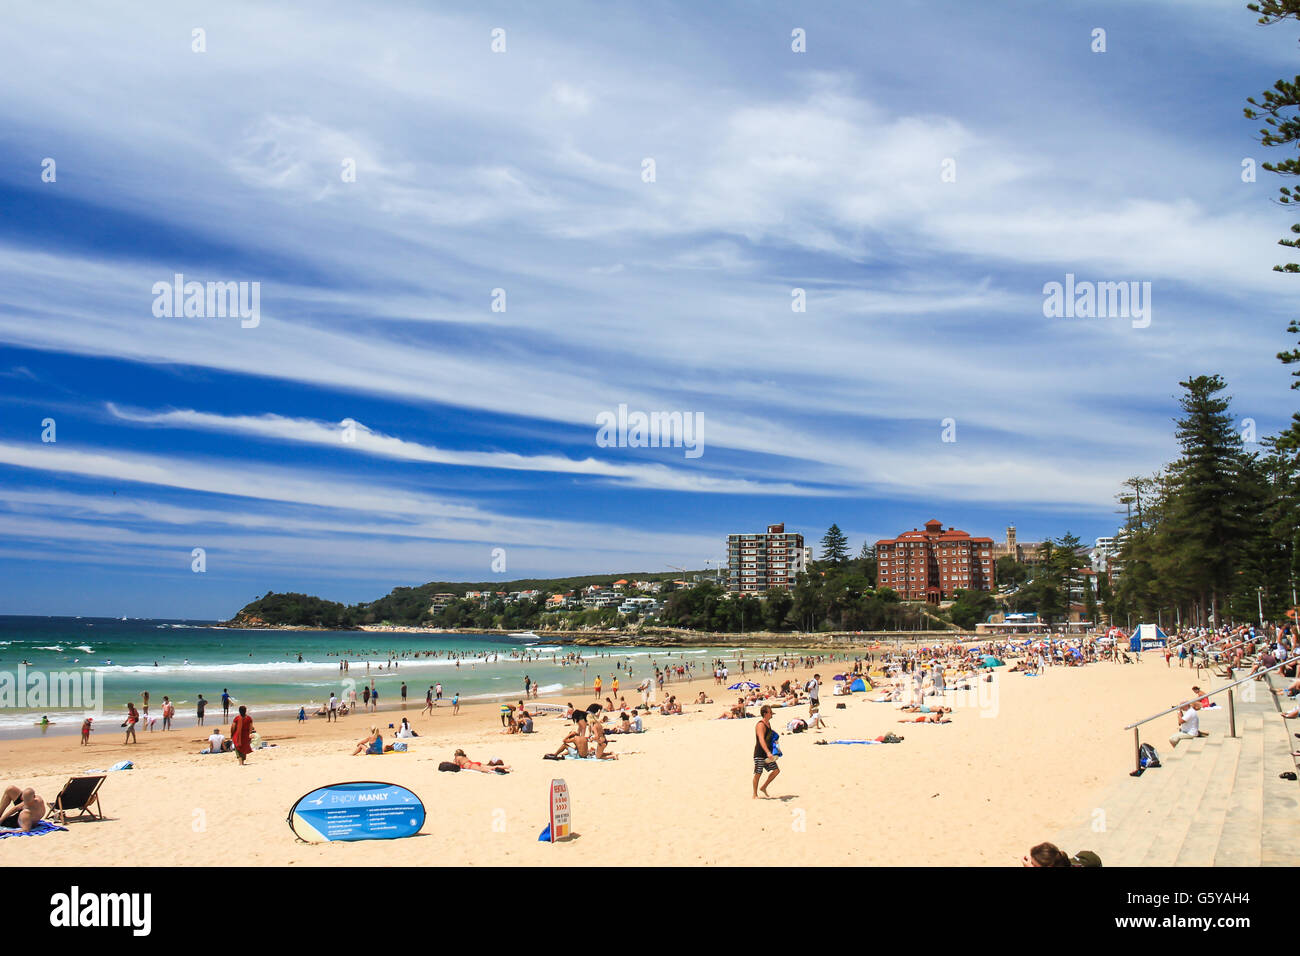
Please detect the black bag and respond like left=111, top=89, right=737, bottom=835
left=437, top=761, right=461, bottom=772
left=1138, top=742, right=1161, bottom=769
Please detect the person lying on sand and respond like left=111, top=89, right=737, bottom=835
left=898, top=704, right=952, bottom=714
left=454, top=749, right=511, bottom=773
left=0, top=785, right=46, bottom=831
left=898, top=713, right=952, bottom=723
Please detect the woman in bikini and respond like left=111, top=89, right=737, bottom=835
left=453, top=749, right=511, bottom=773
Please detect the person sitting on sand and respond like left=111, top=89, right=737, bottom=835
left=395, top=718, right=418, bottom=738
left=552, top=710, right=590, bottom=758
left=590, top=718, right=618, bottom=760
left=898, top=712, right=952, bottom=723
left=695, top=692, right=713, bottom=705
left=610, top=711, right=633, bottom=734
left=453, top=749, right=511, bottom=773
left=352, top=727, right=384, bottom=756
left=660, top=696, right=682, bottom=716
left=808, top=707, right=827, bottom=730
left=0, top=785, right=47, bottom=831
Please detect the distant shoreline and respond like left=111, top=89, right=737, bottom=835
left=217, top=621, right=976, bottom=648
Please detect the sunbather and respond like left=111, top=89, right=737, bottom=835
left=590, top=719, right=618, bottom=760
left=453, top=749, right=511, bottom=773
left=898, top=713, right=951, bottom=723
left=0, top=785, right=46, bottom=831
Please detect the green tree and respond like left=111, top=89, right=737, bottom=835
left=820, top=524, right=849, bottom=564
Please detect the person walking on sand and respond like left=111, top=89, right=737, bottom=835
left=327, top=692, right=338, bottom=722
left=753, top=705, right=780, bottom=799
left=141, top=690, right=150, bottom=729
left=123, top=702, right=139, bottom=744
left=400, top=682, right=407, bottom=708
left=162, top=695, right=174, bottom=731
left=807, top=673, right=821, bottom=716
left=80, top=716, right=93, bottom=745
left=436, top=682, right=443, bottom=706
left=424, top=686, right=434, bottom=715
left=370, top=684, right=379, bottom=712
left=221, top=688, right=232, bottom=720
left=230, top=705, right=254, bottom=766
left=196, top=694, right=207, bottom=726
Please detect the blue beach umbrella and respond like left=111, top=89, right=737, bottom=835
left=728, top=681, right=760, bottom=691
left=982, top=656, right=1005, bottom=668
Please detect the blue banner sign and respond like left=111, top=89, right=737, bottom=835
left=288, top=781, right=425, bottom=843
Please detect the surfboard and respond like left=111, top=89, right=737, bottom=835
left=287, top=781, right=425, bottom=843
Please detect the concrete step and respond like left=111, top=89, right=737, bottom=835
left=1173, top=732, right=1243, bottom=866
left=1213, top=714, right=1265, bottom=867
left=1111, top=734, right=1220, bottom=866
left=1142, top=735, right=1228, bottom=866
left=1260, top=709, right=1300, bottom=867
left=1056, top=731, right=1215, bottom=866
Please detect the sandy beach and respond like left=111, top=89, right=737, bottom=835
left=0, top=653, right=1202, bottom=866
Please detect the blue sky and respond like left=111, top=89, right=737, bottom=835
left=1, top=0, right=1297, bottom=618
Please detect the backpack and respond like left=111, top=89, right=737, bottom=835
left=1138, top=742, right=1161, bottom=769
left=437, top=761, right=461, bottom=772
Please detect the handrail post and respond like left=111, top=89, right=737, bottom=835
left=1228, top=687, right=1236, bottom=739
left=1133, top=727, right=1141, bottom=774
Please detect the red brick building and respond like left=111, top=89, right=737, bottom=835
left=875, top=519, right=995, bottom=603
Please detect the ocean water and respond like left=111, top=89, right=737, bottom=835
left=0, top=616, right=740, bottom=738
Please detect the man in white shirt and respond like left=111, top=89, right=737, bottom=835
left=207, top=730, right=226, bottom=753
left=327, top=693, right=338, bottom=722
left=1168, top=702, right=1200, bottom=748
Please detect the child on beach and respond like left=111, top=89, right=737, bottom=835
left=123, top=702, right=139, bottom=744
left=80, top=717, right=93, bottom=745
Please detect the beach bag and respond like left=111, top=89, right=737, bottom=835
left=437, top=761, right=461, bottom=772
left=391, top=741, right=408, bottom=752
left=1138, top=743, right=1161, bottom=769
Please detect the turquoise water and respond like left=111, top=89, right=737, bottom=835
left=0, top=616, right=730, bottom=737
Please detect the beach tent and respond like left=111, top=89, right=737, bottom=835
left=1128, top=623, right=1170, bottom=652
left=982, top=656, right=1005, bottom=668
left=849, top=677, right=869, bottom=692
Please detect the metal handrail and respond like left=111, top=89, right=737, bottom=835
left=1124, top=655, right=1295, bottom=773
left=1123, top=656, right=1294, bottom=730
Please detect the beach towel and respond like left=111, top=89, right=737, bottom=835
left=827, top=739, right=879, bottom=745
left=0, top=820, right=67, bottom=838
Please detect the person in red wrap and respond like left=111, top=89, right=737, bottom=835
left=230, top=705, right=254, bottom=766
